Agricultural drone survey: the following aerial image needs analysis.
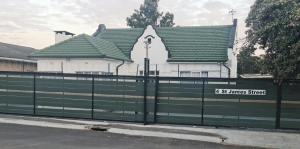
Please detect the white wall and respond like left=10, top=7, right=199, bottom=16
left=228, top=48, right=238, bottom=78
left=131, top=26, right=169, bottom=66
left=121, top=25, right=169, bottom=76
left=37, top=58, right=123, bottom=74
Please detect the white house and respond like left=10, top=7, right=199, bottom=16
left=32, top=20, right=237, bottom=78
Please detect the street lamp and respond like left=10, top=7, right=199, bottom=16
left=144, top=37, right=152, bottom=59
left=143, top=35, right=155, bottom=77
left=143, top=35, right=154, bottom=125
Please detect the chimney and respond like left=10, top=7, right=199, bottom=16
left=92, top=24, right=106, bottom=37
left=233, top=19, right=238, bottom=27
left=54, top=31, right=75, bottom=44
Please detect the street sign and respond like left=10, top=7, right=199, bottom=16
left=215, top=89, right=266, bottom=96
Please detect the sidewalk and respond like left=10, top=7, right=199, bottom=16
left=0, top=114, right=299, bottom=149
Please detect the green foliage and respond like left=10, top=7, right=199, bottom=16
left=237, top=47, right=264, bottom=74
left=245, top=0, right=300, bottom=81
left=126, top=0, right=175, bottom=28
left=159, top=12, right=175, bottom=27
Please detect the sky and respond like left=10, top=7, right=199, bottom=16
left=0, top=0, right=256, bottom=51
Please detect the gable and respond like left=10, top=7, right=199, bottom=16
left=131, top=26, right=169, bottom=65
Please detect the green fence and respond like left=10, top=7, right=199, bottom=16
left=0, top=72, right=299, bottom=129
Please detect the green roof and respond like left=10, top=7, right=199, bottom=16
left=32, top=24, right=236, bottom=63
left=156, top=25, right=236, bottom=62
left=31, top=34, right=129, bottom=61
left=96, top=28, right=145, bottom=58
left=96, top=25, right=236, bottom=62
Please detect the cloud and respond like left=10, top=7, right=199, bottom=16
left=0, top=0, right=255, bottom=49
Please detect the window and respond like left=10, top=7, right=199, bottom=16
left=201, top=71, right=208, bottom=78
left=101, top=72, right=113, bottom=75
left=192, top=72, right=201, bottom=77
left=92, top=72, right=100, bottom=75
left=139, top=70, right=160, bottom=76
left=156, top=71, right=160, bottom=76
left=180, top=71, right=191, bottom=77
left=150, top=71, right=155, bottom=75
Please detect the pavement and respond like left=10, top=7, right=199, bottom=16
left=0, top=114, right=299, bottom=149
left=0, top=123, right=255, bottom=149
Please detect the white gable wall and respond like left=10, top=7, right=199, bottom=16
left=127, top=25, right=169, bottom=74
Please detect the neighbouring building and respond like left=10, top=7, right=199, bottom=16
left=32, top=20, right=237, bottom=78
left=0, top=42, right=37, bottom=72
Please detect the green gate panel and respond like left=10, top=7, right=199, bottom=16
left=4, top=106, right=33, bottom=115
left=237, top=118, right=275, bottom=129
left=36, top=108, right=92, bottom=119
left=157, top=103, right=202, bottom=114
left=5, top=77, right=34, bottom=91
left=156, top=81, right=203, bottom=125
left=204, top=117, right=239, bottom=127
left=93, top=111, right=144, bottom=122
left=156, top=115, right=202, bottom=125
left=281, top=82, right=300, bottom=129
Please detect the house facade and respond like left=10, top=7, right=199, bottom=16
left=32, top=20, right=237, bottom=78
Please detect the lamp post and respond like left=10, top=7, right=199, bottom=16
left=143, top=37, right=152, bottom=77
left=143, top=37, right=152, bottom=125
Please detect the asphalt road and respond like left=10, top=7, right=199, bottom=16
left=0, top=123, right=259, bottom=149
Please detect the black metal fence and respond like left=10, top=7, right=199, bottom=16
left=0, top=71, right=299, bottom=129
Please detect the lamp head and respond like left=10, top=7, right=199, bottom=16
left=147, top=38, right=152, bottom=44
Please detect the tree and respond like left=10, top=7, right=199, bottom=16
left=160, top=12, right=175, bottom=27
left=244, top=0, right=300, bottom=82
left=126, top=0, right=175, bottom=28
left=237, top=47, right=264, bottom=75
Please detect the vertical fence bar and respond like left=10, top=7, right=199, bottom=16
left=33, top=73, right=36, bottom=115
left=62, top=73, right=65, bottom=116
left=143, top=77, right=148, bottom=125
left=275, top=82, right=282, bottom=129
left=143, top=58, right=149, bottom=125
left=91, top=75, right=95, bottom=119
left=154, top=76, right=159, bottom=123
left=201, top=78, right=205, bottom=125
left=5, top=73, right=8, bottom=109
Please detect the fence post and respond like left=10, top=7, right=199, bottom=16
left=33, top=73, right=36, bottom=115
left=201, top=78, right=205, bottom=125
left=154, top=76, right=159, bottom=123
left=143, top=58, right=149, bottom=125
left=275, top=82, right=282, bottom=129
left=91, top=75, right=95, bottom=119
